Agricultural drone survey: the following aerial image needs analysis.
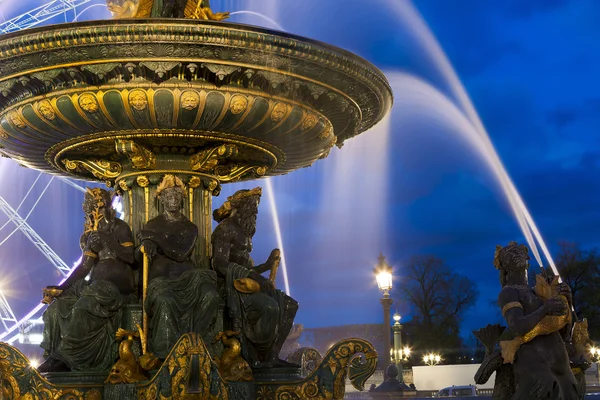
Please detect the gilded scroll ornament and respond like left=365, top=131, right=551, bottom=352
left=229, top=94, right=248, bottom=114
left=190, top=144, right=238, bottom=172
left=7, top=111, right=26, bottom=128
left=118, top=180, right=131, bottom=192
left=129, top=89, right=148, bottom=111
left=269, top=339, right=378, bottom=400
left=116, top=139, right=156, bottom=170
left=63, top=159, right=122, bottom=180
left=37, top=100, right=56, bottom=121
left=215, top=165, right=266, bottom=182
left=181, top=90, right=201, bottom=110
left=0, top=128, right=7, bottom=139
left=136, top=175, right=150, bottom=188
left=78, top=93, right=100, bottom=113
left=188, top=176, right=202, bottom=188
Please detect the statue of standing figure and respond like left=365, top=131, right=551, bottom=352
left=138, top=175, right=220, bottom=360
left=39, top=188, right=137, bottom=372
left=495, top=242, right=579, bottom=400
left=212, top=187, right=299, bottom=368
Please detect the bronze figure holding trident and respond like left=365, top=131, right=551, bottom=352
left=38, top=189, right=137, bottom=372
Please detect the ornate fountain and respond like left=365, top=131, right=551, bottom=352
left=0, top=1, right=392, bottom=398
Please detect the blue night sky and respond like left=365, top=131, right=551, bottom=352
left=1, top=0, right=599, bottom=344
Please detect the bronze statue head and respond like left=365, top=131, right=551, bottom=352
left=156, top=175, right=186, bottom=213
left=213, top=187, right=261, bottom=223
left=494, top=241, right=530, bottom=286
left=83, top=188, right=113, bottom=215
left=213, top=187, right=261, bottom=237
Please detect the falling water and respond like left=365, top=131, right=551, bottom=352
left=384, top=0, right=558, bottom=274
left=229, top=11, right=284, bottom=30
left=265, top=179, right=291, bottom=296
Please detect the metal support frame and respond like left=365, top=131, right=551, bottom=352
left=0, top=290, right=18, bottom=332
left=0, top=196, right=72, bottom=277
left=0, top=0, right=96, bottom=34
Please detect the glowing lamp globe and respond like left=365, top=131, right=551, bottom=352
left=393, top=312, right=401, bottom=323
left=375, top=269, right=393, bottom=292
left=374, top=253, right=393, bottom=295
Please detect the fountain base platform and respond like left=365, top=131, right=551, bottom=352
left=1, top=334, right=377, bottom=400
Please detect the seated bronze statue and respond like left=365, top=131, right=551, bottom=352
left=39, top=188, right=136, bottom=372
left=495, top=242, right=578, bottom=399
left=212, top=187, right=299, bottom=368
left=138, top=175, right=219, bottom=360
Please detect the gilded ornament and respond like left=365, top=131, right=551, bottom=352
left=78, top=93, right=99, bottom=113
left=214, top=330, right=253, bottom=382
left=116, top=139, right=156, bottom=170
left=229, top=94, right=248, bottom=115
left=270, top=102, right=288, bottom=123
left=181, top=90, right=201, bottom=110
left=136, top=175, right=150, bottom=188
left=129, top=89, right=148, bottom=111
left=319, top=124, right=333, bottom=140
left=190, top=144, right=238, bottom=172
left=85, top=389, right=102, bottom=400
left=301, top=114, right=318, bottom=131
left=106, top=328, right=147, bottom=384
left=37, top=100, right=56, bottom=121
left=0, top=128, right=7, bottom=139
left=188, top=176, right=202, bottom=188
left=7, top=111, right=26, bottom=128
left=63, top=159, right=122, bottom=180
left=118, top=180, right=130, bottom=192
left=185, top=0, right=230, bottom=20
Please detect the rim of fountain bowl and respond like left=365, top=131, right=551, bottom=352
left=0, top=17, right=391, bottom=84
left=0, top=18, right=393, bottom=112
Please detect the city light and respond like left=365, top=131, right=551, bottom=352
left=423, top=353, right=442, bottom=366
left=590, top=346, right=600, bottom=362
left=391, top=346, right=411, bottom=362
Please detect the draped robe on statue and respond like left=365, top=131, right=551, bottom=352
left=41, top=218, right=136, bottom=372
left=139, top=213, right=219, bottom=359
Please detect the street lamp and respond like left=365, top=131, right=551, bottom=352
left=391, top=312, right=408, bottom=381
left=423, top=353, right=442, bottom=366
left=590, top=347, right=600, bottom=362
left=374, top=253, right=393, bottom=373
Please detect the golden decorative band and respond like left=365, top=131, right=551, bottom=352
left=502, top=301, right=523, bottom=316
left=121, top=242, right=134, bottom=247
left=116, top=170, right=218, bottom=186
left=84, top=251, right=98, bottom=258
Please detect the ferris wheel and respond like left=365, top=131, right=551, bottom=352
left=0, top=0, right=110, bottom=347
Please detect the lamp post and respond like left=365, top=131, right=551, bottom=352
left=392, top=312, right=404, bottom=380
left=374, top=253, right=393, bottom=374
